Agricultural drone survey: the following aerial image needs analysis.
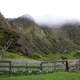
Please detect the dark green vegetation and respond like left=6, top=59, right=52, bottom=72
left=0, top=72, right=80, bottom=80
left=0, top=12, right=80, bottom=60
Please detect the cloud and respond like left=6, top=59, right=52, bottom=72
left=0, top=0, right=80, bottom=24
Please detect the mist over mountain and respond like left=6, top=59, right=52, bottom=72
left=31, top=15, right=80, bottom=27
left=0, top=12, right=80, bottom=59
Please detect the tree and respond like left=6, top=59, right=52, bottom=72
left=0, top=30, right=19, bottom=59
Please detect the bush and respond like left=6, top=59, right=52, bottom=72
left=31, top=53, right=42, bottom=59
left=73, top=52, right=80, bottom=59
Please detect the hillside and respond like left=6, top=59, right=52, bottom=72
left=0, top=12, right=80, bottom=60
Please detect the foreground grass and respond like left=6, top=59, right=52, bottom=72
left=0, top=72, right=80, bottom=80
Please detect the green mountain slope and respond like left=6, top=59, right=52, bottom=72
left=0, top=12, right=80, bottom=59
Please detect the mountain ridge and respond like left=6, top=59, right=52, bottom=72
left=0, top=12, right=80, bottom=59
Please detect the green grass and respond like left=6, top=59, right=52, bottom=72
left=35, top=51, right=80, bottom=60
left=0, top=51, right=25, bottom=59
left=0, top=50, right=80, bottom=61
left=0, top=72, right=80, bottom=80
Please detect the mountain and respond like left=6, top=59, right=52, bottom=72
left=0, top=12, right=80, bottom=59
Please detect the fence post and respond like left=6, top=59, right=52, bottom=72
left=65, top=60, right=69, bottom=72
left=40, top=62, right=43, bottom=71
left=9, top=61, right=12, bottom=75
left=78, top=59, right=80, bottom=70
left=26, top=64, right=28, bottom=73
left=53, top=62, right=56, bottom=72
left=51, top=62, right=54, bottom=72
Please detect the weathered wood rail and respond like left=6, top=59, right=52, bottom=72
left=0, top=60, right=80, bottom=75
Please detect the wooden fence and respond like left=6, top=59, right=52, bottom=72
left=0, top=60, right=80, bottom=75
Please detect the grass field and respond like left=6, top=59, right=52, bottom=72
left=0, top=72, right=80, bottom=80
left=0, top=51, right=80, bottom=61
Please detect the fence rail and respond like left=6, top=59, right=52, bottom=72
left=0, top=60, right=80, bottom=75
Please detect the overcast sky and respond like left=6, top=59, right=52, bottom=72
left=0, top=0, right=80, bottom=25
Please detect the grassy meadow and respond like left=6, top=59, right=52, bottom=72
left=0, top=51, right=80, bottom=61
left=0, top=72, right=80, bottom=80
